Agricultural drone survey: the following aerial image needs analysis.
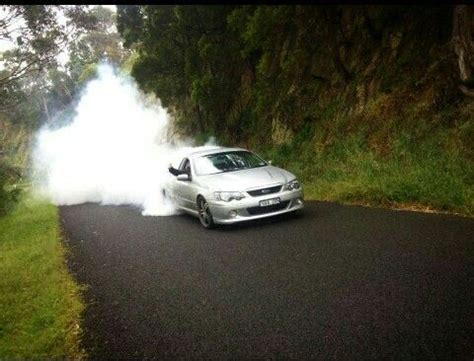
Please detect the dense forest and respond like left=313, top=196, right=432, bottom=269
left=116, top=5, right=473, bottom=215
left=1, top=5, right=473, bottom=215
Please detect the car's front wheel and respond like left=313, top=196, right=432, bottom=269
left=197, top=196, right=215, bottom=229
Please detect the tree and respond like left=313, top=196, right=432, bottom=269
left=0, top=5, right=98, bottom=109
left=116, top=5, right=143, bottom=48
left=68, top=6, right=129, bottom=85
left=117, top=5, right=244, bottom=138
left=1, top=6, right=129, bottom=126
left=452, top=5, right=474, bottom=97
left=0, top=5, right=129, bottom=215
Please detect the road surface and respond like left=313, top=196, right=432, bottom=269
left=60, top=201, right=473, bottom=360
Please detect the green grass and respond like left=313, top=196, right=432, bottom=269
left=0, top=194, right=84, bottom=358
left=261, top=128, right=474, bottom=217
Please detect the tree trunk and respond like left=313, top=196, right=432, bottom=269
left=323, top=7, right=352, bottom=84
left=453, top=5, right=474, bottom=96
left=195, top=104, right=205, bottom=134
left=43, top=96, right=51, bottom=123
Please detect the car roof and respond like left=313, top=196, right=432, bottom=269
left=187, top=146, right=248, bottom=159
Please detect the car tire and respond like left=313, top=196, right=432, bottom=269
left=197, top=196, right=215, bottom=229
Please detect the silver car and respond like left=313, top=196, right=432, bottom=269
left=167, top=147, right=304, bottom=229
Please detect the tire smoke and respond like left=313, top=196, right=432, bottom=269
left=33, top=64, right=216, bottom=216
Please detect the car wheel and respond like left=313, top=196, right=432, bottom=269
left=197, top=196, right=215, bottom=229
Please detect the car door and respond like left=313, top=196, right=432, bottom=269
left=172, top=157, right=197, bottom=211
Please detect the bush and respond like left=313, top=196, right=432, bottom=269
left=0, top=162, right=22, bottom=215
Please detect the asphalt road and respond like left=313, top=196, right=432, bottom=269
left=60, top=201, right=473, bottom=360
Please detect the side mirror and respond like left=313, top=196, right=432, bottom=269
left=177, top=173, right=190, bottom=181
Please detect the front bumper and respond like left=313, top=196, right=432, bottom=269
left=208, top=189, right=304, bottom=224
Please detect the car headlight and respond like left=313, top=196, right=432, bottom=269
left=214, top=191, right=245, bottom=202
left=286, top=179, right=301, bottom=191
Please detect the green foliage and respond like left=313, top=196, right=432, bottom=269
left=1, top=5, right=127, bottom=134
left=0, top=5, right=98, bottom=107
left=121, top=50, right=140, bottom=74
left=118, top=5, right=244, bottom=140
left=117, top=5, right=472, bottom=215
left=68, top=6, right=129, bottom=85
left=0, top=121, right=30, bottom=215
left=0, top=163, right=21, bottom=216
left=77, top=63, right=98, bottom=86
left=262, top=122, right=473, bottom=216
left=116, top=5, right=144, bottom=48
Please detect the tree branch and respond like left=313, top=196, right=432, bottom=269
left=459, top=84, right=474, bottom=97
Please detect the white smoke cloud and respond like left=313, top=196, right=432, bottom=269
left=33, top=64, right=217, bottom=216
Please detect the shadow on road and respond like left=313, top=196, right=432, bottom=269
left=218, top=210, right=305, bottom=231
left=178, top=209, right=306, bottom=231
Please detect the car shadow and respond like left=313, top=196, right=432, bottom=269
left=214, top=210, right=305, bottom=232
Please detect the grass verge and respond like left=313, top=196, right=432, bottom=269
left=260, top=128, right=473, bottom=217
left=0, top=194, right=84, bottom=358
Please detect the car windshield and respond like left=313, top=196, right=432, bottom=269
left=194, top=151, right=267, bottom=176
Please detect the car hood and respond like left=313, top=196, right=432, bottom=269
left=199, top=166, right=296, bottom=191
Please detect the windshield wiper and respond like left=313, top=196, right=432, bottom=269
left=223, top=167, right=241, bottom=172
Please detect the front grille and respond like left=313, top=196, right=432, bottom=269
left=247, top=185, right=282, bottom=197
left=247, top=200, right=290, bottom=215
